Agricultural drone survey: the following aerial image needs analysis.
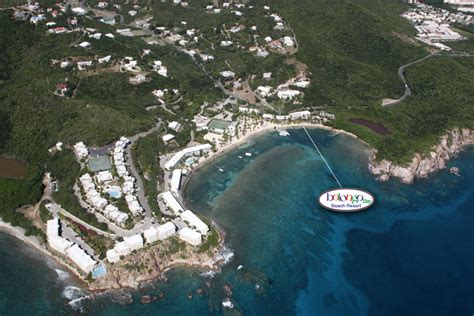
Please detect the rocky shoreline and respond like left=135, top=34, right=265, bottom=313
left=89, top=234, right=227, bottom=292
left=369, top=128, right=474, bottom=184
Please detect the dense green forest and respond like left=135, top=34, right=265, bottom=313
left=260, top=0, right=473, bottom=163
left=261, top=0, right=426, bottom=106
left=132, top=132, right=165, bottom=217
left=331, top=57, right=474, bottom=163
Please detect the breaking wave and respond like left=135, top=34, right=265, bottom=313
left=62, top=286, right=83, bottom=300
left=200, top=270, right=216, bottom=278
left=63, top=286, right=90, bottom=312
left=221, top=247, right=234, bottom=264
left=55, top=269, right=70, bottom=281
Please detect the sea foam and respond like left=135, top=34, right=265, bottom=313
left=62, top=286, right=83, bottom=300
left=55, top=269, right=70, bottom=281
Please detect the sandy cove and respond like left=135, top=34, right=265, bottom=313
left=193, top=119, right=473, bottom=185
left=3, top=120, right=471, bottom=295
left=193, top=119, right=365, bottom=172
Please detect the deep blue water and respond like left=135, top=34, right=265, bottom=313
left=1, top=128, right=474, bottom=315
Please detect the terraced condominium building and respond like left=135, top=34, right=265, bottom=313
left=445, top=0, right=474, bottom=12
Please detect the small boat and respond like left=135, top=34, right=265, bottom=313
left=238, top=155, right=243, bottom=159
left=237, top=265, right=243, bottom=270
left=218, top=168, right=224, bottom=172
left=278, top=129, right=290, bottom=136
left=245, top=152, right=252, bottom=157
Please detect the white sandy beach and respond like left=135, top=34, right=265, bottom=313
left=194, top=119, right=365, bottom=171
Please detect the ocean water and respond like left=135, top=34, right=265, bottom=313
left=0, top=233, right=84, bottom=315
left=1, top=128, right=474, bottom=315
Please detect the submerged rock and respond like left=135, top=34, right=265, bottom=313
left=450, top=166, right=460, bottom=175
left=111, top=291, right=133, bottom=305
left=140, top=295, right=152, bottom=304
left=223, top=283, right=232, bottom=296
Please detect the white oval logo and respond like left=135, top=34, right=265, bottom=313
left=318, top=188, right=375, bottom=212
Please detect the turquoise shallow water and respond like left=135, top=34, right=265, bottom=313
left=1, top=128, right=474, bottom=315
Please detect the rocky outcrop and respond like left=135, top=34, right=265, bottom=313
left=89, top=237, right=226, bottom=292
left=369, top=129, right=474, bottom=184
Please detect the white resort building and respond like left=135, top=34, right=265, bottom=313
left=170, top=169, right=182, bottom=193
left=73, top=142, right=88, bottom=159
left=180, top=210, right=209, bottom=235
left=143, top=222, right=176, bottom=243
left=46, top=218, right=97, bottom=274
left=159, top=191, right=184, bottom=215
left=179, top=227, right=202, bottom=246
left=164, top=144, right=212, bottom=170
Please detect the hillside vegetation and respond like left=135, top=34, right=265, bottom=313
left=265, top=0, right=426, bottom=106
left=264, top=0, right=473, bottom=163
left=0, top=0, right=473, bottom=229
left=0, top=9, right=217, bottom=230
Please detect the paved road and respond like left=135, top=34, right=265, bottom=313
left=124, top=120, right=162, bottom=220
left=47, top=202, right=114, bottom=238
left=383, top=52, right=473, bottom=107
left=62, top=223, right=98, bottom=259
left=383, top=53, right=435, bottom=106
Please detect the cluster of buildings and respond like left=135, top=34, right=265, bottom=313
left=162, top=121, right=182, bottom=144
left=73, top=142, right=89, bottom=160
left=152, top=88, right=180, bottom=103
left=199, top=115, right=239, bottom=144
left=106, top=222, right=177, bottom=263
left=79, top=173, right=130, bottom=226
left=444, top=0, right=474, bottom=13
left=152, top=60, right=168, bottom=77
left=261, top=110, right=311, bottom=121
left=121, top=57, right=141, bottom=72
left=158, top=192, right=209, bottom=246
left=47, top=218, right=97, bottom=274
left=153, top=21, right=201, bottom=48
left=113, top=138, right=130, bottom=178
left=255, top=78, right=310, bottom=101
left=236, top=107, right=335, bottom=123
left=154, top=140, right=214, bottom=247
left=13, top=2, right=62, bottom=24
left=112, top=138, right=145, bottom=217
left=402, top=4, right=471, bottom=49
left=74, top=137, right=147, bottom=227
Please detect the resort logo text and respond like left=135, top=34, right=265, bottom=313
left=318, top=188, right=375, bottom=212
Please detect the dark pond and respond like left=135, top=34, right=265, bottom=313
left=0, top=157, right=27, bottom=179
left=348, top=118, right=391, bottom=135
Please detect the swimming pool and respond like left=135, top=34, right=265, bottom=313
left=184, top=157, right=196, bottom=166
left=105, top=186, right=122, bottom=199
